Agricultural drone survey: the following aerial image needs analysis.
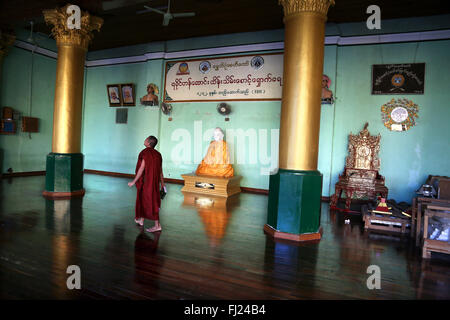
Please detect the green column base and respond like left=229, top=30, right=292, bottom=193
left=266, top=169, right=322, bottom=241
left=44, top=153, right=85, bottom=198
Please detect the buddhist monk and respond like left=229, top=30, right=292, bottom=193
left=195, top=127, right=234, bottom=178
left=128, top=135, right=166, bottom=233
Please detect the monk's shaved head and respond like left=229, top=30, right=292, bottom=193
left=146, top=135, right=158, bottom=148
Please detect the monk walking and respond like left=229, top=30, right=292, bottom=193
left=128, top=135, right=166, bottom=232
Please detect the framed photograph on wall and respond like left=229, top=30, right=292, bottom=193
left=107, top=84, right=122, bottom=106
left=121, top=83, right=135, bottom=106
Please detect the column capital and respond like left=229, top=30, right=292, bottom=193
left=0, top=31, right=16, bottom=57
left=279, top=0, right=335, bottom=18
left=43, top=4, right=103, bottom=50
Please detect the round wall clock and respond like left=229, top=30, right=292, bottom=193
left=381, top=98, right=419, bottom=132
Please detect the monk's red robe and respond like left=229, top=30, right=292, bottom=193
left=135, top=147, right=162, bottom=221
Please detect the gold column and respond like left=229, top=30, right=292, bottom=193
left=278, top=0, right=334, bottom=171
left=0, top=31, right=16, bottom=83
left=43, top=5, right=103, bottom=153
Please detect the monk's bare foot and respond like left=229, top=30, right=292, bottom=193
left=134, top=218, right=144, bottom=226
left=145, top=226, right=162, bottom=233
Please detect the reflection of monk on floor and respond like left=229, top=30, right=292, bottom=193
left=196, top=127, right=234, bottom=178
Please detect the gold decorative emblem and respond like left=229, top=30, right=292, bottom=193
left=391, top=74, right=405, bottom=87
left=381, top=98, right=419, bottom=132
left=177, top=62, right=190, bottom=75
left=346, top=123, right=381, bottom=172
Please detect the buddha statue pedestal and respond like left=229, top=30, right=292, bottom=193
left=184, top=127, right=240, bottom=198
left=181, top=174, right=241, bottom=198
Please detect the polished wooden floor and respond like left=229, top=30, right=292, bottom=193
left=0, top=174, right=449, bottom=299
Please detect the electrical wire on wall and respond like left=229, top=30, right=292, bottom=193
left=412, top=39, right=421, bottom=63
left=27, top=21, right=37, bottom=140
left=81, top=58, right=88, bottom=151
left=327, top=22, right=341, bottom=198
left=377, top=34, right=421, bottom=64
left=156, top=40, right=168, bottom=150
left=378, top=34, right=384, bottom=65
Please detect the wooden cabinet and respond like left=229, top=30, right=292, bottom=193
left=422, top=204, right=450, bottom=259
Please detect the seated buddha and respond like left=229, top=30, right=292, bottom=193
left=196, top=127, right=234, bottom=178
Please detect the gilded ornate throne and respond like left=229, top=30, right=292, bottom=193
left=330, top=123, right=388, bottom=211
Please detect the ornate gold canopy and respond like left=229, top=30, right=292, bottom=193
left=345, top=123, right=381, bottom=171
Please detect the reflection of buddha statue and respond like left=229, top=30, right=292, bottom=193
left=196, top=128, right=234, bottom=178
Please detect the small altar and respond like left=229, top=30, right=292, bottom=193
left=181, top=173, right=241, bottom=198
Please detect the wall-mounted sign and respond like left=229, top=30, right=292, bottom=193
left=372, top=63, right=425, bottom=95
left=163, top=53, right=283, bottom=102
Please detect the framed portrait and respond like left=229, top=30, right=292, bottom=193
left=107, top=84, right=122, bottom=106
left=121, top=83, right=136, bottom=106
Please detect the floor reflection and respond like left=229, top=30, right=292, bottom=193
left=45, top=198, right=83, bottom=234
left=134, top=231, right=163, bottom=297
left=45, top=198, right=84, bottom=298
left=408, top=257, right=450, bottom=299
left=2, top=174, right=450, bottom=299
left=327, top=207, right=432, bottom=299
left=263, top=236, right=320, bottom=299
left=182, top=192, right=240, bottom=247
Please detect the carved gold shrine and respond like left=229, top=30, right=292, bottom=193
left=330, top=123, right=388, bottom=211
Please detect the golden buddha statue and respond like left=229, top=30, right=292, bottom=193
left=196, top=127, right=234, bottom=178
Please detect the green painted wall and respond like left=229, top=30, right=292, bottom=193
left=158, top=100, right=281, bottom=188
left=318, top=45, right=338, bottom=197
left=82, top=60, right=163, bottom=174
left=0, top=47, right=56, bottom=173
left=2, top=15, right=450, bottom=204
left=330, top=40, right=450, bottom=202
left=82, top=38, right=450, bottom=203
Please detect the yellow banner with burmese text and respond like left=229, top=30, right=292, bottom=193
left=164, top=53, right=283, bottom=102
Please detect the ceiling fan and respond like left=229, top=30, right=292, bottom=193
left=26, top=21, right=51, bottom=45
left=137, top=0, right=196, bottom=26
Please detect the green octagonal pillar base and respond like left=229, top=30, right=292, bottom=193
left=265, top=169, right=323, bottom=242
left=43, top=153, right=85, bottom=199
